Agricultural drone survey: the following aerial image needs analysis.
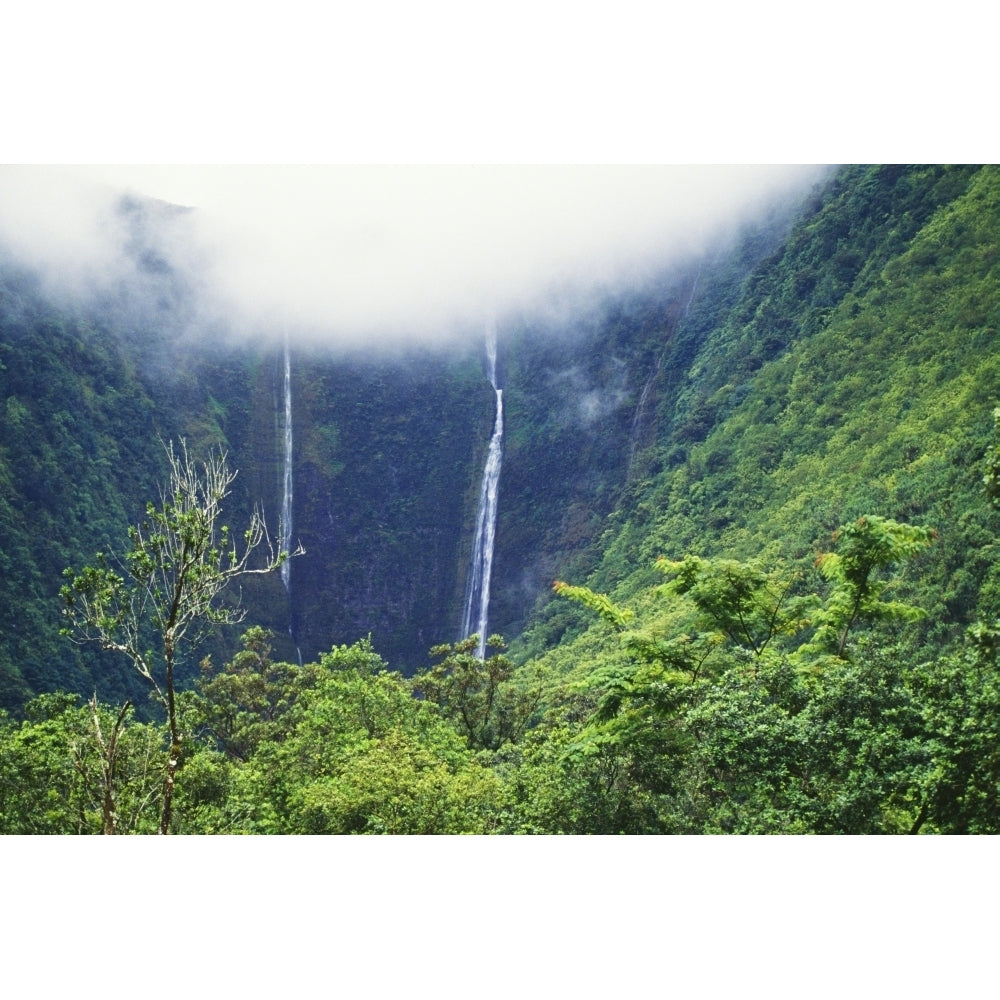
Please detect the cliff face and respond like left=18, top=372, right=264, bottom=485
left=277, top=349, right=491, bottom=670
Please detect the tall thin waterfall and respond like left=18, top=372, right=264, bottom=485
left=279, top=335, right=293, bottom=594
left=462, top=322, right=503, bottom=659
left=627, top=354, right=661, bottom=478
left=278, top=336, right=302, bottom=665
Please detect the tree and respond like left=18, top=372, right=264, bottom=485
left=61, top=439, right=298, bottom=833
left=806, top=515, right=935, bottom=659
left=549, top=515, right=938, bottom=832
left=982, top=405, right=1000, bottom=509
left=69, top=695, right=166, bottom=834
left=414, top=634, right=543, bottom=751
left=232, top=640, right=505, bottom=834
left=0, top=693, right=165, bottom=834
left=0, top=694, right=94, bottom=834
left=908, top=628, right=1000, bottom=834
left=657, top=556, right=813, bottom=663
left=192, top=627, right=307, bottom=762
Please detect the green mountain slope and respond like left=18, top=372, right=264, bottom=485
left=519, top=164, right=1000, bottom=676
left=0, top=264, right=164, bottom=707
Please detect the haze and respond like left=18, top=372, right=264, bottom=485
left=0, top=164, right=826, bottom=347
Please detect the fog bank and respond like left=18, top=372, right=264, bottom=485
left=0, top=165, right=827, bottom=347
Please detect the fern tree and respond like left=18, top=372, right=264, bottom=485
left=806, top=516, right=936, bottom=660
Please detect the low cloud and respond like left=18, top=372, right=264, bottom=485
left=0, top=164, right=827, bottom=349
left=547, top=360, right=631, bottom=429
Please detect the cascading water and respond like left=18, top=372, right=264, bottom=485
left=462, top=321, right=503, bottom=660
left=627, top=355, right=661, bottom=477
left=278, top=334, right=302, bottom=665
left=279, top=335, right=294, bottom=594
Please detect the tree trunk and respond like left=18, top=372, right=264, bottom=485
left=159, top=637, right=180, bottom=835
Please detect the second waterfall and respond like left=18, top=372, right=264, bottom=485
left=279, top=334, right=294, bottom=594
left=462, top=321, right=504, bottom=660
left=278, top=334, right=302, bottom=664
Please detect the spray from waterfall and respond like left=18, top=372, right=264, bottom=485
left=462, top=320, right=504, bottom=659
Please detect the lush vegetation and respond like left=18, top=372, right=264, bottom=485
left=4, top=504, right=999, bottom=833
left=2, top=164, right=1000, bottom=832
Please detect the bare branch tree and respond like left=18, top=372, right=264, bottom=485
left=62, top=439, right=302, bottom=833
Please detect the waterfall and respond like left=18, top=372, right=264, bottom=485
left=683, top=266, right=701, bottom=318
left=278, top=335, right=302, bottom=665
left=279, top=335, right=294, bottom=594
left=485, top=318, right=498, bottom=387
left=462, top=321, right=504, bottom=659
left=627, top=355, right=661, bottom=478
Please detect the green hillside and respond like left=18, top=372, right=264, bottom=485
left=494, top=164, right=1000, bottom=833
left=520, top=164, right=1000, bottom=662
